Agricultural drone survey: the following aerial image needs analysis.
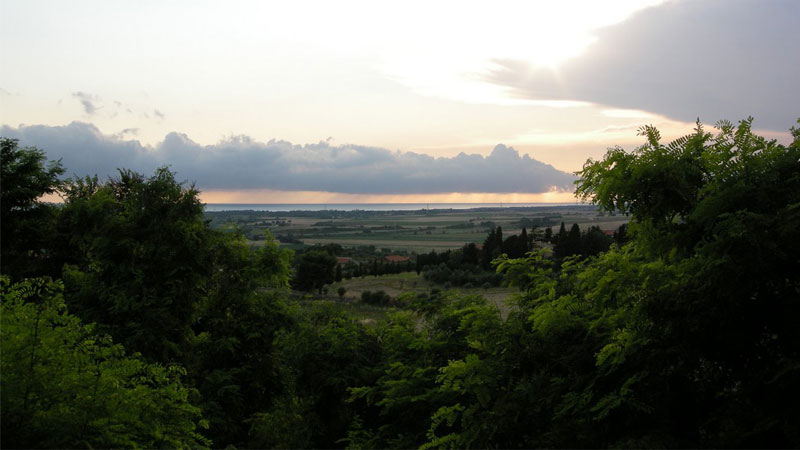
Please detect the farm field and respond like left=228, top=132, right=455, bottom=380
left=206, top=204, right=629, bottom=253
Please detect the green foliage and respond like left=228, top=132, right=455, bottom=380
left=575, top=121, right=707, bottom=226
left=552, top=223, right=614, bottom=259
left=566, top=118, right=800, bottom=446
left=272, top=303, right=382, bottom=448
left=57, top=168, right=211, bottom=362
left=346, top=292, right=508, bottom=449
left=360, top=289, right=392, bottom=306
left=0, top=276, right=209, bottom=449
left=43, top=165, right=297, bottom=447
left=0, top=138, right=65, bottom=279
left=187, top=233, right=294, bottom=447
left=353, top=118, right=800, bottom=449
left=293, top=249, right=337, bottom=293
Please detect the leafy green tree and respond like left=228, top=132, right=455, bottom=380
left=555, top=221, right=567, bottom=244
left=0, top=138, right=64, bottom=279
left=335, top=263, right=343, bottom=282
left=581, top=225, right=614, bottom=257
left=347, top=292, right=480, bottom=449
left=394, top=118, right=800, bottom=449
left=293, top=250, right=337, bottom=293
left=461, top=242, right=480, bottom=265
left=187, top=233, right=294, bottom=447
left=518, top=227, right=529, bottom=256
left=480, top=226, right=505, bottom=268
left=360, top=290, right=392, bottom=306
left=553, top=223, right=582, bottom=258
left=1, top=276, right=209, bottom=449
left=56, top=168, right=213, bottom=362
left=545, top=118, right=800, bottom=447
left=268, top=303, right=381, bottom=448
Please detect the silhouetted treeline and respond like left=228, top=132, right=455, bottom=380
left=545, top=222, right=627, bottom=260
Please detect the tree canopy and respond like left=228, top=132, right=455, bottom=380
left=293, top=249, right=337, bottom=293
left=0, top=138, right=64, bottom=279
left=1, top=276, right=209, bottom=449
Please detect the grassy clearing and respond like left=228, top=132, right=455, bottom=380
left=332, top=272, right=519, bottom=316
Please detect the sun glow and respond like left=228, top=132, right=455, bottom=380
left=363, top=0, right=666, bottom=104
left=245, top=0, right=667, bottom=106
left=198, top=189, right=578, bottom=205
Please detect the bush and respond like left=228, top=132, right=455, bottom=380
left=360, top=290, right=392, bottom=306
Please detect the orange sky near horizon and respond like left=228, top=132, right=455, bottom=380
left=42, top=189, right=579, bottom=205
left=198, top=189, right=580, bottom=205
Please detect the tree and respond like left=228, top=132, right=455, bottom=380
left=481, top=226, right=504, bottom=269
left=335, top=264, right=343, bottom=282
left=1, top=276, right=209, bottom=449
left=518, top=227, right=529, bottom=256
left=348, top=292, right=500, bottom=449
left=0, top=138, right=64, bottom=279
left=268, top=303, right=381, bottom=448
left=293, top=250, right=337, bottom=293
left=569, top=118, right=800, bottom=446
left=187, top=233, right=293, bottom=447
left=581, top=226, right=613, bottom=257
left=380, top=118, right=800, bottom=449
left=462, top=242, right=479, bottom=265
left=56, top=168, right=213, bottom=362
left=553, top=223, right=581, bottom=259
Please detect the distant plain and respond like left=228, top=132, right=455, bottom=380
left=205, top=204, right=630, bottom=253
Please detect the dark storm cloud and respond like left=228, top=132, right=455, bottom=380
left=485, top=0, right=799, bottom=130
left=72, top=91, right=100, bottom=115
left=0, top=122, right=575, bottom=194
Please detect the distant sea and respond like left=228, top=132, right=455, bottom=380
left=204, top=203, right=580, bottom=212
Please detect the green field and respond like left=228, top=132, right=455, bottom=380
left=329, top=272, right=518, bottom=316
left=206, top=205, right=629, bottom=253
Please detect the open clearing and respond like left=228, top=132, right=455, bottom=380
left=331, top=272, right=518, bottom=316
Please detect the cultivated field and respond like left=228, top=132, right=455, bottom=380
left=206, top=205, right=629, bottom=253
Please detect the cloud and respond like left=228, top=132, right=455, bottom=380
left=111, top=127, right=139, bottom=139
left=153, top=109, right=165, bottom=119
left=1, top=122, right=575, bottom=195
left=483, top=0, right=800, bottom=131
left=72, top=91, right=100, bottom=115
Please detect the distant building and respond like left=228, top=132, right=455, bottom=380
left=337, top=257, right=353, bottom=264
left=384, top=255, right=410, bottom=263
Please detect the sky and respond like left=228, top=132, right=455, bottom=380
left=1, top=0, right=798, bottom=203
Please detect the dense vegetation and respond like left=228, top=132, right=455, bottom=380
left=2, top=117, right=799, bottom=448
